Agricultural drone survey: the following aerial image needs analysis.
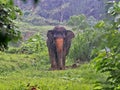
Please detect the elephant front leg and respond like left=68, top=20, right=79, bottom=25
left=51, top=58, right=57, bottom=70
left=58, top=56, right=64, bottom=70
left=49, top=49, right=57, bottom=70
left=62, top=56, right=66, bottom=69
left=57, top=48, right=66, bottom=70
left=62, top=48, right=67, bottom=69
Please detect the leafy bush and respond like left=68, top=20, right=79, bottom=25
left=67, top=15, right=105, bottom=62
left=68, top=14, right=97, bottom=30
left=18, top=33, right=47, bottom=54
left=93, top=29, right=120, bottom=90
left=17, top=33, right=49, bottom=64
left=0, top=1, right=21, bottom=51
left=93, top=1, right=120, bottom=89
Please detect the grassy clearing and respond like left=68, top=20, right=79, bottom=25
left=0, top=24, right=106, bottom=90
left=0, top=52, right=106, bottom=90
left=15, top=21, right=54, bottom=32
left=15, top=21, right=72, bottom=39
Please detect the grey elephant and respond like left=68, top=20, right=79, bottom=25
left=47, top=26, right=75, bottom=70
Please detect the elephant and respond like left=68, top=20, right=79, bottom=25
left=47, top=26, right=75, bottom=70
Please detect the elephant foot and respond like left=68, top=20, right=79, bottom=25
left=49, top=67, right=65, bottom=70
left=49, top=65, right=58, bottom=70
left=49, top=67, right=57, bottom=71
left=51, top=64, right=57, bottom=70
left=58, top=66, right=65, bottom=70
left=49, top=65, right=65, bottom=70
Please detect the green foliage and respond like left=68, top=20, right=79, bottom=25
left=0, top=1, right=21, bottom=51
left=108, top=1, right=120, bottom=16
left=19, top=33, right=47, bottom=54
left=108, top=1, right=120, bottom=28
left=68, top=15, right=97, bottom=30
left=68, top=15, right=104, bottom=62
left=68, top=14, right=86, bottom=29
left=70, top=30, right=98, bottom=62
left=93, top=30, right=120, bottom=90
left=17, top=33, right=49, bottom=65
left=93, top=1, right=120, bottom=90
left=68, top=14, right=90, bottom=30
left=67, top=11, right=120, bottom=90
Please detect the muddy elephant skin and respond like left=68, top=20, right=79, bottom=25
left=47, top=26, right=75, bottom=70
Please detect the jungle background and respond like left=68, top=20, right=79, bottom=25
left=0, top=0, right=120, bottom=90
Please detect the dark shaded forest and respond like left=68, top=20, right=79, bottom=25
left=15, top=0, right=108, bottom=21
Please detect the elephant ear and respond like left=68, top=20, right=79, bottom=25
left=47, top=30, right=54, bottom=40
left=64, top=30, right=75, bottom=55
left=66, top=30, right=75, bottom=40
left=47, top=30, right=54, bottom=47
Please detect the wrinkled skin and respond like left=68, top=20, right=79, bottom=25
left=47, top=26, right=74, bottom=70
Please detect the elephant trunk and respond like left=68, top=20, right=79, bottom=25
left=55, top=38, right=64, bottom=70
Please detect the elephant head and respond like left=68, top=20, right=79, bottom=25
left=47, top=26, right=74, bottom=70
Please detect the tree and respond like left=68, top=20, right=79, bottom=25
left=0, top=0, right=21, bottom=51
left=0, top=0, right=40, bottom=51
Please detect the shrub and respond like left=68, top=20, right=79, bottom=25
left=92, top=30, right=120, bottom=90
left=18, top=33, right=47, bottom=54
left=67, top=15, right=105, bottom=62
left=92, top=1, right=120, bottom=89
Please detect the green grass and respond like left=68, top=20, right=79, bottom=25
left=0, top=52, right=106, bottom=90
left=0, top=23, right=106, bottom=90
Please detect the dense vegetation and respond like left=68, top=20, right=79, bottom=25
left=93, top=2, right=120, bottom=89
left=67, top=1, right=120, bottom=89
left=0, top=0, right=21, bottom=51
left=0, top=0, right=120, bottom=90
left=15, top=0, right=109, bottom=21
